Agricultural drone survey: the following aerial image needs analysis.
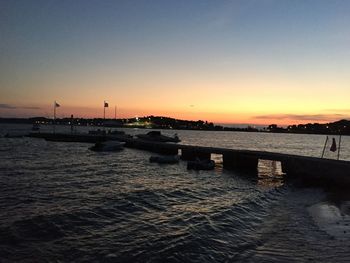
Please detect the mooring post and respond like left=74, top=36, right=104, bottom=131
left=223, top=152, right=258, bottom=171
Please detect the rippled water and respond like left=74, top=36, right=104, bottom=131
left=1, top=124, right=350, bottom=262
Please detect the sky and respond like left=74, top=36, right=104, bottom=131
left=1, top=0, right=350, bottom=125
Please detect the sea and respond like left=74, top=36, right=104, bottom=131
left=0, top=123, right=350, bottom=262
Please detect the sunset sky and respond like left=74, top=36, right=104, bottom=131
left=1, top=0, right=350, bottom=125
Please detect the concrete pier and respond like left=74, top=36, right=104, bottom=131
left=281, top=158, right=350, bottom=185
left=27, top=132, right=350, bottom=186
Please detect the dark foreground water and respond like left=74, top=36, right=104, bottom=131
left=1, top=124, right=350, bottom=262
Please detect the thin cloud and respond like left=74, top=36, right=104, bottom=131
left=0, top=104, right=16, bottom=109
left=323, top=109, right=350, bottom=113
left=21, top=106, right=41, bottom=110
left=254, top=114, right=348, bottom=122
left=0, top=104, right=41, bottom=110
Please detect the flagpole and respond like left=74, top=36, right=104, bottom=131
left=337, top=135, right=342, bottom=160
left=103, top=101, right=106, bottom=124
left=115, top=106, right=116, bottom=120
left=53, top=101, right=56, bottom=134
left=321, top=136, right=328, bottom=158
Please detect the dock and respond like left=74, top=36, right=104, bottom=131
left=28, top=132, right=350, bottom=186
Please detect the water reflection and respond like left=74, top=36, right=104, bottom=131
left=1, top=124, right=350, bottom=262
left=257, top=160, right=285, bottom=188
left=220, top=159, right=285, bottom=189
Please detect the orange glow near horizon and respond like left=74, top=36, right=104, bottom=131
left=2, top=69, right=350, bottom=126
left=2, top=72, right=350, bottom=126
left=1, top=100, right=349, bottom=127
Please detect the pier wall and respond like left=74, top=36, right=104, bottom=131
left=223, top=152, right=258, bottom=171
left=281, top=158, right=350, bottom=185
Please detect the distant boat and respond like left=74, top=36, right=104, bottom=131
left=89, top=141, right=125, bottom=151
left=136, top=131, right=180, bottom=143
left=108, top=130, right=133, bottom=139
left=88, top=129, right=106, bottom=135
left=149, top=155, right=180, bottom=164
left=187, top=159, right=215, bottom=170
left=32, top=123, right=40, bottom=131
left=88, top=129, right=133, bottom=140
left=4, top=132, right=26, bottom=138
left=108, top=130, right=126, bottom=135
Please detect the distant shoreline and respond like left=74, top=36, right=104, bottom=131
left=1, top=116, right=349, bottom=136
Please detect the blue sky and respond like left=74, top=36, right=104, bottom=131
left=1, top=0, right=350, bottom=124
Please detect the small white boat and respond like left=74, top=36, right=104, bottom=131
left=108, top=130, right=133, bottom=139
left=149, top=155, right=180, bottom=164
left=88, top=129, right=133, bottom=140
left=136, top=131, right=180, bottom=143
left=187, top=159, right=215, bottom=170
left=89, top=140, right=125, bottom=151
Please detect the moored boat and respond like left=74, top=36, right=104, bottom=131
left=136, top=131, right=180, bottom=143
left=88, top=129, right=106, bottom=135
left=88, top=129, right=133, bottom=140
left=187, top=159, right=215, bottom=170
left=32, top=123, right=40, bottom=131
left=89, top=140, right=125, bottom=151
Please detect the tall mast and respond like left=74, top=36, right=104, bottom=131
left=53, top=101, right=56, bottom=134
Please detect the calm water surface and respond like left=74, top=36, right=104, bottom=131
left=0, top=124, right=349, bottom=262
